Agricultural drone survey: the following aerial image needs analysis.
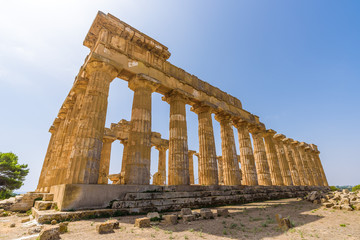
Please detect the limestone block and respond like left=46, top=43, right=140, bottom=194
left=106, top=219, right=119, bottom=229
left=147, top=212, right=160, bottom=219
left=51, top=220, right=57, bottom=225
left=217, top=209, right=229, bottom=217
left=35, top=201, right=53, bottom=211
left=59, top=222, right=69, bottom=233
left=39, top=225, right=60, bottom=240
left=200, top=208, right=214, bottom=219
left=96, top=222, right=115, bottom=234
left=323, top=202, right=334, bottom=208
left=342, top=189, right=350, bottom=194
left=182, top=214, right=195, bottom=222
left=180, top=208, right=192, bottom=216
left=341, top=205, right=353, bottom=211
left=42, top=194, right=54, bottom=201
left=21, top=217, right=31, bottom=223
left=163, top=215, right=178, bottom=225
left=134, top=217, right=150, bottom=228
left=275, top=214, right=291, bottom=231
left=353, top=203, right=360, bottom=211
left=28, top=226, right=43, bottom=234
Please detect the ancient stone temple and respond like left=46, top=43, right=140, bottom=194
left=35, top=12, right=329, bottom=211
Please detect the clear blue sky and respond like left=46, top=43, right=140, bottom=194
left=0, top=0, right=359, bottom=192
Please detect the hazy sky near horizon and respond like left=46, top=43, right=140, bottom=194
left=0, top=0, right=359, bottom=192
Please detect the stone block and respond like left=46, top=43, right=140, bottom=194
left=35, top=201, right=53, bottom=211
left=323, top=202, right=334, bottom=208
left=42, top=194, right=54, bottom=201
left=96, top=222, right=114, bottom=234
left=59, top=222, right=68, bottom=233
left=21, top=217, right=31, bottom=223
left=28, top=226, right=42, bottom=234
left=343, top=189, right=350, bottom=194
left=51, top=220, right=57, bottom=225
left=106, top=219, right=119, bottom=229
left=353, top=203, right=360, bottom=211
left=217, top=209, right=229, bottom=217
left=341, top=205, right=353, bottom=211
left=181, top=208, right=192, bottom=216
left=163, top=215, right=177, bottom=225
left=39, top=225, right=60, bottom=240
left=134, top=217, right=150, bottom=228
left=147, top=212, right=160, bottom=219
left=182, top=214, right=195, bottom=222
left=275, top=214, right=291, bottom=231
left=200, top=208, right=213, bottom=219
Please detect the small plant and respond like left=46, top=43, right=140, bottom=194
left=165, top=230, right=173, bottom=234
left=340, top=224, right=346, bottom=227
left=151, top=225, right=160, bottom=231
left=352, top=185, right=360, bottom=192
left=223, top=229, right=227, bottom=235
left=330, top=186, right=339, bottom=191
left=230, top=223, right=237, bottom=229
left=26, top=209, right=32, bottom=216
left=261, top=222, right=268, bottom=227
left=151, top=234, right=155, bottom=238
left=184, top=236, right=189, bottom=240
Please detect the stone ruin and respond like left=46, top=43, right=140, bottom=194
left=29, top=11, right=329, bottom=212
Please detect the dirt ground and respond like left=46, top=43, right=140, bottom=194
left=1, top=198, right=360, bottom=240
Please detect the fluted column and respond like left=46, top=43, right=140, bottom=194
left=36, top=124, right=57, bottom=192
left=298, top=142, right=315, bottom=186
left=119, top=139, right=128, bottom=182
left=273, top=134, right=293, bottom=186
left=163, top=91, right=190, bottom=185
left=153, top=145, right=168, bottom=185
left=234, top=120, right=258, bottom=186
left=188, top=150, right=196, bottom=184
left=263, top=129, right=284, bottom=185
left=310, top=144, right=329, bottom=186
left=217, top=156, right=224, bottom=185
left=214, top=113, right=241, bottom=185
left=305, top=145, right=321, bottom=186
left=67, top=61, right=118, bottom=184
left=98, top=137, right=115, bottom=184
left=249, top=127, right=272, bottom=186
left=282, top=138, right=301, bottom=186
left=290, top=141, right=309, bottom=185
left=191, top=104, right=218, bottom=185
left=124, top=75, right=158, bottom=185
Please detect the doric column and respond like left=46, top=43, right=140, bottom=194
left=36, top=124, right=57, bottom=192
left=67, top=61, right=118, bottom=184
left=233, top=120, right=258, bottom=186
left=290, top=141, right=308, bottom=185
left=155, top=145, right=168, bottom=185
left=163, top=91, right=190, bottom=185
left=188, top=150, right=196, bottom=184
left=273, top=134, right=293, bottom=186
left=191, top=103, right=218, bottom=185
left=263, top=129, right=284, bottom=185
left=305, top=145, right=321, bottom=186
left=217, top=156, right=224, bottom=185
left=98, top=137, right=115, bottom=184
left=214, top=113, right=241, bottom=185
left=248, top=127, right=272, bottom=186
left=124, top=74, right=159, bottom=185
left=310, top=144, right=329, bottom=186
left=298, top=142, right=315, bottom=186
left=282, top=138, right=301, bottom=186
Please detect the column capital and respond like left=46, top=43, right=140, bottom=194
left=120, top=139, right=128, bottom=145
left=190, top=101, right=216, bottom=114
left=188, top=150, right=197, bottom=156
left=232, top=118, right=248, bottom=129
left=162, top=89, right=192, bottom=104
left=214, top=111, right=232, bottom=123
left=299, top=142, right=308, bottom=149
left=85, top=61, right=119, bottom=79
left=263, top=129, right=277, bottom=137
left=155, top=144, right=169, bottom=151
left=103, top=136, right=116, bottom=143
left=282, top=137, right=293, bottom=144
left=273, top=134, right=286, bottom=142
left=128, top=73, right=160, bottom=92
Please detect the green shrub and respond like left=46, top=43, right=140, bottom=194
left=330, top=186, right=339, bottom=191
left=351, top=185, right=360, bottom=192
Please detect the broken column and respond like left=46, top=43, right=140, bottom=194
left=98, top=137, right=116, bottom=184
left=188, top=150, right=196, bottom=184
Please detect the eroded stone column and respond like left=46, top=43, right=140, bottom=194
left=191, top=104, right=218, bottom=185
left=98, top=137, right=115, bottom=184
left=298, top=142, right=315, bottom=186
left=119, top=139, right=128, bottom=183
left=214, top=113, right=241, bottom=185
left=234, top=120, right=258, bottom=186
left=310, top=144, right=329, bottom=186
left=188, top=150, right=196, bottom=184
left=305, top=145, right=321, bottom=186
left=263, top=129, right=284, bottom=185
left=249, top=127, right=272, bottom=186
left=217, top=156, right=224, bottom=185
left=155, top=145, right=168, bottom=185
left=163, top=91, right=190, bottom=185
left=273, top=134, right=293, bottom=186
left=290, top=141, right=309, bottom=186
left=124, top=75, right=158, bottom=185
left=282, top=138, right=301, bottom=186
left=67, top=61, right=118, bottom=184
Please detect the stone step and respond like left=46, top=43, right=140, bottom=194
left=34, top=201, right=55, bottom=211
left=42, top=193, right=54, bottom=201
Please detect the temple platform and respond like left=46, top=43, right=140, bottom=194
left=50, top=184, right=329, bottom=211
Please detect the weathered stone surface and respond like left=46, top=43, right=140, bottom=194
left=275, top=214, right=292, bottom=231
left=134, top=217, right=150, bottom=228
left=200, top=208, right=214, bottom=219
left=217, top=208, right=229, bottom=217
left=96, top=221, right=115, bottom=234
left=51, top=220, right=57, bottom=225
left=180, top=208, right=192, bottom=216
left=28, top=226, right=43, bottom=234
left=59, top=222, right=69, bottom=233
left=163, top=215, right=177, bottom=225
left=39, top=225, right=60, bottom=240
left=21, top=217, right=31, bottom=223
left=35, top=201, right=53, bottom=211
left=182, top=214, right=195, bottom=222
left=147, top=212, right=160, bottom=219
left=343, top=189, right=350, bottom=194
